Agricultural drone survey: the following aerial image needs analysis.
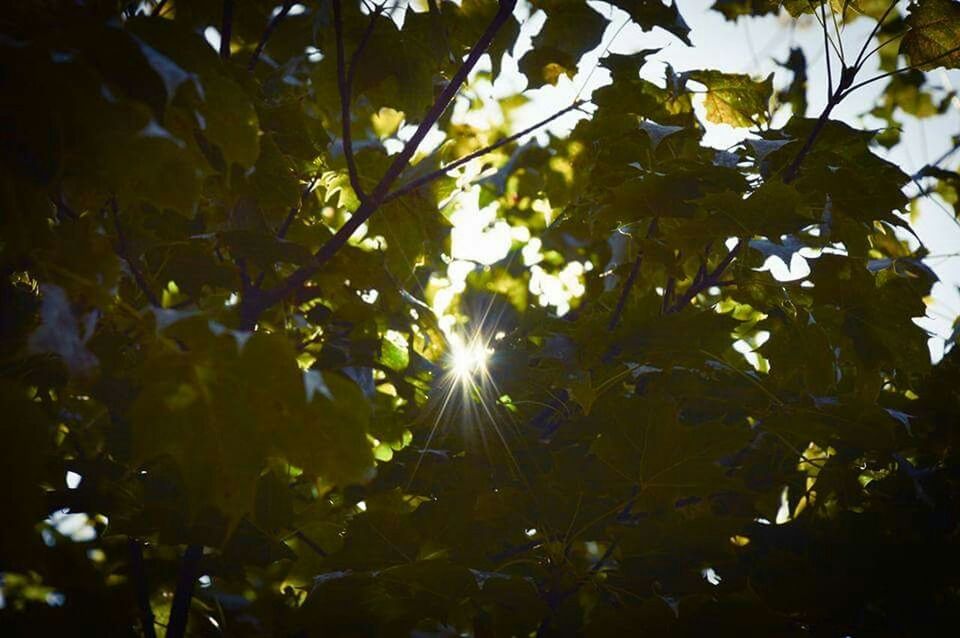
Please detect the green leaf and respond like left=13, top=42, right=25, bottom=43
left=202, top=72, right=261, bottom=168
left=591, top=398, right=751, bottom=509
left=289, top=371, right=376, bottom=488
left=609, top=0, right=692, bottom=45
left=687, top=70, right=774, bottom=127
left=248, top=135, right=302, bottom=220
left=519, top=0, right=608, bottom=88
left=129, top=16, right=260, bottom=168
left=711, top=0, right=782, bottom=21
left=600, top=49, right=661, bottom=81
left=901, top=0, right=960, bottom=70
left=776, top=47, right=808, bottom=117
left=638, top=119, right=686, bottom=149
left=220, top=229, right=312, bottom=270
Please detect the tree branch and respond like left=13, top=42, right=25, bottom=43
left=237, top=257, right=253, bottom=294
left=781, top=92, right=840, bottom=184
left=819, top=0, right=834, bottom=96
left=219, top=0, right=235, bottom=60
left=842, top=44, right=960, bottom=96
left=608, top=254, right=642, bottom=331
left=913, top=137, right=960, bottom=181
left=334, top=0, right=378, bottom=203
left=852, top=0, right=899, bottom=71
left=253, top=175, right=321, bottom=288
left=857, top=31, right=905, bottom=71
left=784, top=37, right=960, bottom=184
left=128, top=538, right=157, bottom=638
left=278, top=175, right=320, bottom=241
left=291, top=529, right=328, bottom=558
left=664, top=240, right=742, bottom=315
left=238, top=0, right=519, bottom=329
left=165, top=544, right=203, bottom=638
left=382, top=100, right=583, bottom=205
left=248, top=0, right=295, bottom=71
left=661, top=273, right=676, bottom=315
left=111, top=198, right=161, bottom=307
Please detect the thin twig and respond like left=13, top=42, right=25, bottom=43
left=334, top=0, right=379, bottom=203
left=165, top=544, right=203, bottom=638
left=608, top=254, right=642, bottom=331
left=347, top=4, right=383, bottom=99
left=278, top=175, right=320, bottom=240
left=589, top=538, right=620, bottom=574
left=805, top=0, right=843, bottom=75
left=661, top=275, right=676, bottom=315
left=219, top=0, right=234, bottom=60
left=664, top=241, right=742, bottom=314
left=781, top=92, right=840, bottom=183
left=238, top=0, right=519, bottom=329
left=852, top=0, right=899, bottom=71
left=253, top=175, right=320, bottom=289
left=128, top=538, right=157, bottom=638
left=382, top=101, right=583, bottom=204
left=292, top=530, right=328, bottom=557
left=857, top=31, right=905, bottom=70
left=912, top=138, right=960, bottom=180
left=820, top=0, right=834, bottom=95
left=237, top=257, right=253, bottom=294
left=248, top=0, right=295, bottom=71
left=111, top=199, right=161, bottom=307
left=829, top=1, right=847, bottom=61
left=842, top=44, right=960, bottom=96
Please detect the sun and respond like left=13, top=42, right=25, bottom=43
left=448, top=334, right=490, bottom=382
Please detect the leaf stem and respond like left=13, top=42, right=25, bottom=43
left=248, top=0, right=295, bottom=71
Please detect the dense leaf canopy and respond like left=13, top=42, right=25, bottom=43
left=2, top=0, right=960, bottom=636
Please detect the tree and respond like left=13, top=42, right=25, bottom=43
left=2, top=0, right=960, bottom=635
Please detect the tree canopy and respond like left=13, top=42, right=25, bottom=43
left=2, top=0, right=960, bottom=636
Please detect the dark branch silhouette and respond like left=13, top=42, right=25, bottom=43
left=219, top=0, right=234, bottom=60
left=383, top=101, right=584, bottom=205
left=334, top=0, right=380, bottom=203
left=608, top=254, right=643, bottom=331
left=239, top=0, right=520, bottom=329
left=248, top=0, right=296, bottom=71
left=165, top=544, right=203, bottom=638
left=664, top=240, right=742, bottom=315
left=111, top=198, right=160, bottom=307
left=128, top=538, right=157, bottom=638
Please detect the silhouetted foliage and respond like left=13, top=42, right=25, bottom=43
left=2, top=1, right=960, bottom=636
